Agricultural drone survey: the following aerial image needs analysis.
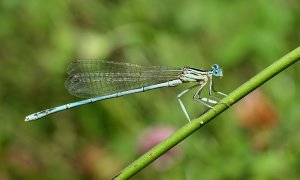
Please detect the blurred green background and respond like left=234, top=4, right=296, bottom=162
left=1, top=0, right=300, bottom=179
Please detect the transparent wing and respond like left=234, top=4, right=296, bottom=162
left=65, top=60, right=182, bottom=98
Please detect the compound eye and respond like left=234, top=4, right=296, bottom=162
left=212, top=64, right=219, bottom=69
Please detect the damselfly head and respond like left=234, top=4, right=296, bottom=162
left=211, top=64, right=223, bottom=77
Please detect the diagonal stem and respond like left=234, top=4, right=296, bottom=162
left=113, top=46, right=300, bottom=180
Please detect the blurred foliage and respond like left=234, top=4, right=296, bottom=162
left=0, top=0, right=300, bottom=179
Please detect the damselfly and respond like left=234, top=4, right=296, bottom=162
left=25, top=60, right=227, bottom=122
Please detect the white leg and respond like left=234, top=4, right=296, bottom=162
left=177, top=84, right=199, bottom=122
left=193, top=79, right=216, bottom=109
left=201, top=98, right=217, bottom=104
left=209, top=75, right=229, bottom=106
left=209, top=75, right=226, bottom=96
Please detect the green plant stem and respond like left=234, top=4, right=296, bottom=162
left=113, top=47, right=300, bottom=180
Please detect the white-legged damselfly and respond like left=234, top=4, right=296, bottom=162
left=25, top=60, right=227, bottom=122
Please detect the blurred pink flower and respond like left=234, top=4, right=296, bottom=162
left=235, top=90, right=278, bottom=151
left=235, top=90, right=278, bottom=130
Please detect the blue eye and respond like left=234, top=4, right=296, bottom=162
left=211, top=65, right=223, bottom=77
left=212, top=64, right=219, bottom=69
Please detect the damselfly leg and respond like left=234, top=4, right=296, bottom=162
left=177, top=84, right=199, bottom=122
left=177, top=79, right=217, bottom=122
left=207, top=75, right=229, bottom=107
left=192, top=80, right=216, bottom=109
